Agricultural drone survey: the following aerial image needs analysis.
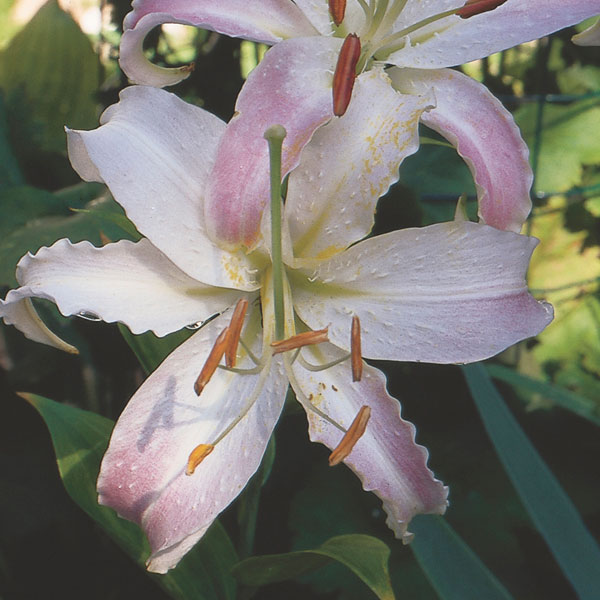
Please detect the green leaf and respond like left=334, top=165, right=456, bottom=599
left=462, top=363, right=600, bottom=600
left=22, top=393, right=238, bottom=600
left=232, top=534, right=394, bottom=600
left=515, top=100, right=600, bottom=194
left=0, top=92, right=23, bottom=188
left=0, top=196, right=133, bottom=287
left=0, top=0, right=100, bottom=152
left=119, top=325, right=193, bottom=375
left=410, top=515, right=512, bottom=600
left=485, top=363, right=600, bottom=426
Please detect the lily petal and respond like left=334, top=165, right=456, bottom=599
left=98, top=312, right=288, bottom=573
left=388, top=0, right=600, bottom=69
left=290, top=342, right=448, bottom=542
left=572, top=17, right=600, bottom=45
left=0, top=294, right=78, bottom=353
left=204, top=36, right=340, bottom=250
left=285, top=68, right=434, bottom=260
left=390, top=67, right=532, bottom=232
left=292, top=221, right=553, bottom=363
left=67, top=85, right=259, bottom=291
left=120, top=0, right=318, bottom=86
left=2, top=238, right=244, bottom=338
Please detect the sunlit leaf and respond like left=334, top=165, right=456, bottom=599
left=21, top=392, right=238, bottom=600
left=232, top=534, right=394, bottom=600
left=410, top=515, right=512, bottom=600
left=515, top=100, right=600, bottom=194
left=0, top=0, right=100, bottom=152
left=462, top=364, right=600, bottom=600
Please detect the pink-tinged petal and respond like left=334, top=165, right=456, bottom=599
left=67, top=85, right=259, bottom=291
left=120, top=0, right=318, bottom=86
left=573, top=17, right=600, bottom=45
left=5, top=238, right=244, bottom=337
left=290, top=343, right=448, bottom=541
left=204, top=36, right=341, bottom=250
left=285, top=68, right=434, bottom=259
left=390, top=67, right=532, bottom=232
left=292, top=221, right=553, bottom=363
left=98, top=311, right=288, bottom=573
left=387, top=0, right=600, bottom=69
left=0, top=293, right=77, bottom=353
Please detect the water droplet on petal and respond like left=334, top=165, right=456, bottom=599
left=77, top=311, right=102, bottom=322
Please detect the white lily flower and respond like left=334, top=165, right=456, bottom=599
left=0, top=85, right=552, bottom=573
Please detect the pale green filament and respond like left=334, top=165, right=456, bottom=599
left=264, top=125, right=287, bottom=341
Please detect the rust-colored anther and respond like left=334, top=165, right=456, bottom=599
left=194, top=327, right=229, bottom=395
left=329, top=406, right=371, bottom=466
left=225, top=298, right=249, bottom=368
left=186, top=443, right=215, bottom=475
left=329, top=0, right=346, bottom=26
left=351, top=315, right=363, bottom=382
left=332, top=33, right=361, bottom=117
left=270, top=328, right=329, bottom=354
left=457, top=0, right=507, bottom=18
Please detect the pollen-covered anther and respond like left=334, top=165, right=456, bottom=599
left=225, top=298, right=248, bottom=367
left=351, top=315, right=362, bottom=382
left=329, top=406, right=371, bottom=466
left=457, top=0, right=508, bottom=19
left=186, top=443, right=215, bottom=476
left=328, top=0, right=346, bottom=26
left=332, top=33, right=361, bottom=117
left=270, top=328, right=329, bottom=354
left=194, top=326, right=230, bottom=395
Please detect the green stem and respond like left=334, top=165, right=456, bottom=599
left=264, top=125, right=287, bottom=341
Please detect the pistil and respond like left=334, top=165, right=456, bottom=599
left=264, top=125, right=287, bottom=341
left=329, top=406, right=371, bottom=465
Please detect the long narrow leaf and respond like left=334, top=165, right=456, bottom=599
left=410, top=515, right=513, bottom=600
left=486, top=363, right=600, bottom=426
left=462, top=363, right=600, bottom=600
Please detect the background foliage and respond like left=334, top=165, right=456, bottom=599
left=0, top=1, right=599, bottom=599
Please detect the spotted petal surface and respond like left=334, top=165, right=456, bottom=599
left=290, top=343, right=448, bottom=542
left=292, top=221, right=553, bottom=363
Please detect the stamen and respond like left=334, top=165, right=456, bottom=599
left=225, top=298, right=248, bottom=367
left=194, top=327, right=230, bottom=395
left=351, top=315, right=363, bottom=382
left=332, top=33, right=361, bottom=117
left=457, top=0, right=508, bottom=19
left=329, top=406, right=371, bottom=466
left=329, top=0, right=346, bottom=26
left=186, top=443, right=215, bottom=475
left=271, top=328, right=329, bottom=354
